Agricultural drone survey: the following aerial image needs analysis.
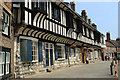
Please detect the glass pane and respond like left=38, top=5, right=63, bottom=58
left=6, top=52, right=10, bottom=63
left=0, top=52, right=5, bottom=63
left=6, top=63, right=9, bottom=73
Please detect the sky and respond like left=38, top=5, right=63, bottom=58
left=64, top=0, right=118, bottom=40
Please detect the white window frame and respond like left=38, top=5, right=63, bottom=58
left=32, top=41, right=38, bottom=62
left=0, top=51, right=5, bottom=76
left=6, top=52, right=10, bottom=74
left=2, top=10, right=10, bottom=35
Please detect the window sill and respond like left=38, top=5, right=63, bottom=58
left=2, top=33, right=10, bottom=38
left=0, top=73, right=12, bottom=80
left=57, top=58, right=65, bottom=61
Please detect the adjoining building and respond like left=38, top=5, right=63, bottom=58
left=105, top=32, right=120, bottom=60
left=0, top=2, right=14, bottom=79
left=11, top=1, right=105, bottom=78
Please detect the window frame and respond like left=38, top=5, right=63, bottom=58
left=32, top=41, right=38, bottom=62
left=0, top=47, right=11, bottom=77
left=52, top=3, right=61, bottom=21
left=56, top=44, right=65, bottom=59
left=2, top=9, right=10, bottom=37
left=0, top=51, right=5, bottom=76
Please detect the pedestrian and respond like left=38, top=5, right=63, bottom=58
left=108, top=55, right=110, bottom=61
left=86, top=57, right=89, bottom=64
left=105, top=55, right=107, bottom=61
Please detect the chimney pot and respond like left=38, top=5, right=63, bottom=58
left=81, top=10, right=86, bottom=17
left=106, top=32, right=111, bottom=41
left=70, top=1, right=75, bottom=11
left=88, top=19, right=91, bottom=24
left=92, top=23, right=97, bottom=29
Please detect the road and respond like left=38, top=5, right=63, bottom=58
left=25, top=61, right=117, bottom=78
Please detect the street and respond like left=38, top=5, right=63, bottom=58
left=25, top=61, right=116, bottom=78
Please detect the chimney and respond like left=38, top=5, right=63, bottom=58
left=61, top=0, right=64, bottom=2
left=81, top=10, right=86, bottom=17
left=116, top=38, right=120, bottom=41
left=88, top=19, right=91, bottom=24
left=70, top=1, right=75, bottom=11
left=106, top=32, right=111, bottom=41
left=85, top=16, right=88, bottom=22
left=92, top=23, right=97, bottom=29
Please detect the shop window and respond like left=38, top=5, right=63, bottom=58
left=2, top=10, right=10, bottom=36
left=57, top=45, right=65, bottom=58
left=0, top=51, right=10, bottom=76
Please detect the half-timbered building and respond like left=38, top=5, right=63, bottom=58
left=12, top=0, right=106, bottom=78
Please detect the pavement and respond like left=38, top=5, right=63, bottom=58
left=25, top=61, right=118, bottom=78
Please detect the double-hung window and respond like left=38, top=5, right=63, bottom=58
left=6, top=52, right=10, bottom=74
left=32, top=41, right=38, bottom=62
left=0, top=51, right=5, bottom=76
left=0, top=51, right=10, bottom=76
left=2, top=10, right=10, bottom=36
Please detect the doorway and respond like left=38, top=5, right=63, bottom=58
left=45, top=43, right=53, bottom=66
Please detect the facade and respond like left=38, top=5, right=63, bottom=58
left=11, top=1, right=105, bottom=78
left=105, top=32, right=120, bottom=60
left=0, top=2, right=14, bottom=79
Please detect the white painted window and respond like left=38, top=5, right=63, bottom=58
left=32, top=41, right=38, bottom=62
left=0, top=51, right=10, bottom=76
left=0, top=51, right=5, bottom=76
left=2, top=10, right=10, bottom=35
left=6, top=52, right=10, bottom=74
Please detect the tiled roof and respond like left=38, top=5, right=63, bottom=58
left=106, top=41, right=114, bottom=47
